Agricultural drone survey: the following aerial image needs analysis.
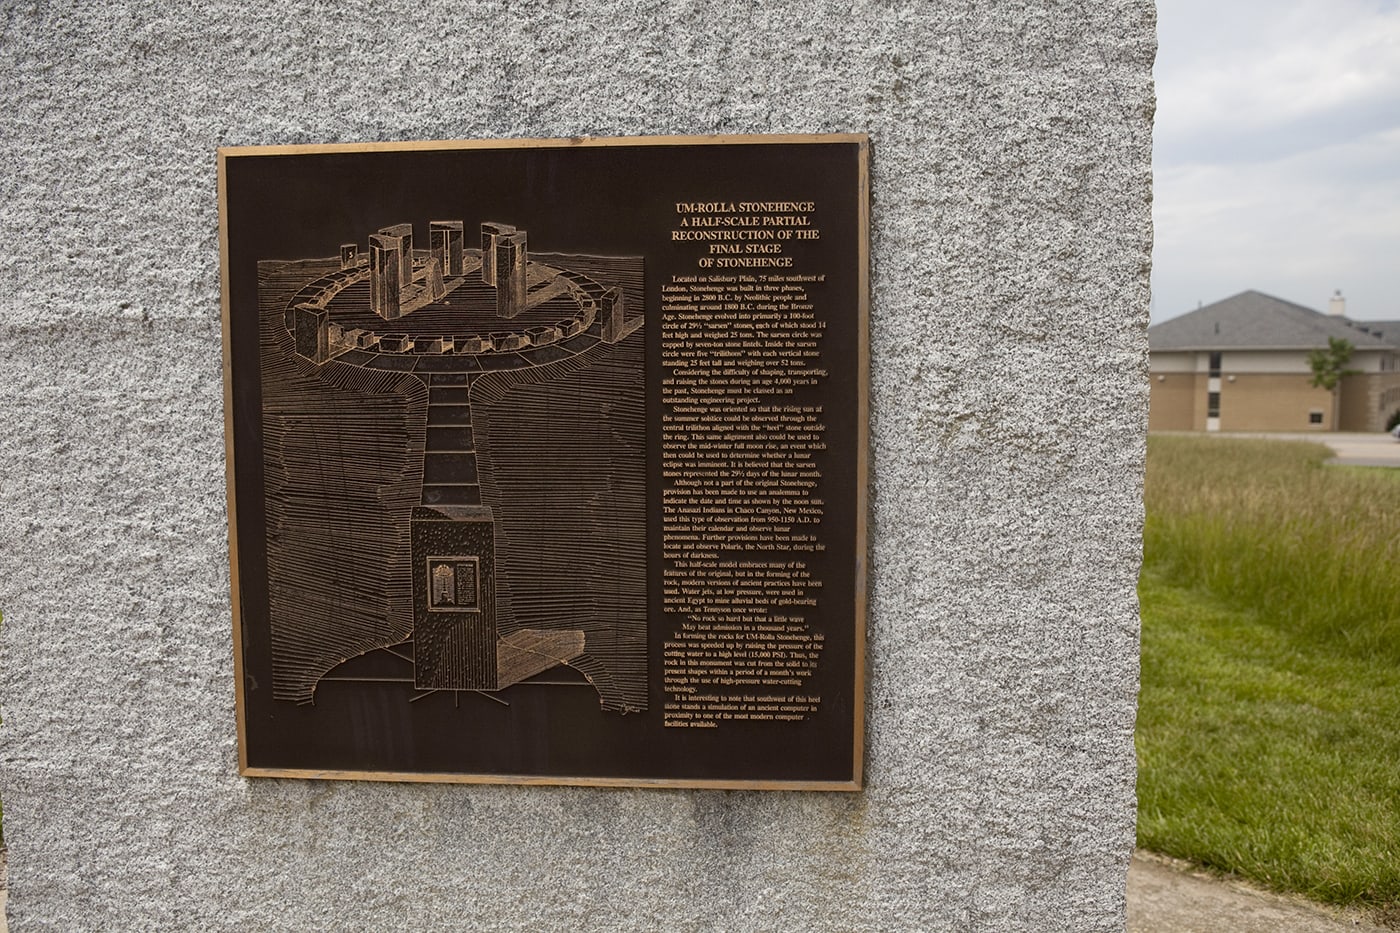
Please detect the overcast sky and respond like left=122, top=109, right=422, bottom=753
left=1152, top=0, right=1400, bottom=323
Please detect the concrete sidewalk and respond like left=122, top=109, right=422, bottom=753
left=1128, top=851, right=1391, bottom=932
left=1312, top=432, right=1400, bottom=468
left=1187, top=430, right=1400, bottom=468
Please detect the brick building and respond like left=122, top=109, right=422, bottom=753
left=1148, top=291, right=1400, bottom=433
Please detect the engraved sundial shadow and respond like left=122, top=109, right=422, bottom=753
left=259, top=220, right=645, bottom=710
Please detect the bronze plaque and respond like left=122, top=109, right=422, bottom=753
left=219, top=135, right=868, bottom=789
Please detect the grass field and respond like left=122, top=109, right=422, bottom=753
left=1138, top=435, right=1400, bottom=912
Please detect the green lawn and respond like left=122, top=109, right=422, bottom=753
left=1138, top=435, right=1400, bottom=912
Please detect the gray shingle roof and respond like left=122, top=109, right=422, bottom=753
left=1347, top=320, right=1400, bottom=343
left=1148, top=291, right=1396, bottom=352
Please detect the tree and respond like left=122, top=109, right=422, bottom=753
left=1307, top=337, right=1358, bottom=430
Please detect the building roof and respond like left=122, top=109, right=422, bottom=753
left=1148, top=290, right=1397, bottom=352
left=1348, top=320, right=1400, bottom=343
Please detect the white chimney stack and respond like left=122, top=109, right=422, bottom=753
left=1329, top=289, right=1346, bottom=316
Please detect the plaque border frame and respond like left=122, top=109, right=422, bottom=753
left=218, top=133, right=869, bottom=790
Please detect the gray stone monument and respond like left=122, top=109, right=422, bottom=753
left=0, top=2, right=1152, bottom=929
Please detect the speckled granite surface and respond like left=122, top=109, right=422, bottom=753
left=0, top=2, right=1153, bottom=929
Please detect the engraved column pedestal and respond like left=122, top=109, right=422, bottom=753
left=409, top=376, right=587, bottom=691
left=412, top=377, right=499, bottom=690
left=411, top=504, right=498, bottom=691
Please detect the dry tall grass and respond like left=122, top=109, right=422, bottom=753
left=1143, top=435, right=1400, bottom=662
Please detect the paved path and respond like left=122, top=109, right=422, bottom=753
left=1129, top=852, right=1390, bottom=932
left=1313, top=432, right=1400, bottom=468
left=1194, top=431, right=1400, bottom=468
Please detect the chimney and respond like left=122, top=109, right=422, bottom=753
left=1328, top=289, right=1346, bottom=316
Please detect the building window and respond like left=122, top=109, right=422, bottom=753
left=1309, top=410, right=1324, bottom=425
left=1208, top=352, right=1222, bottom=377
left=1207, top=392, right=1221, bottom=418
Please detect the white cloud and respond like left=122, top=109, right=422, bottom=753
left=1154, top=129, right=1400, bottom=318
left=1159, top=0, right=1400, bottom=159
left=1152, top=0, right=1400, bottom=321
